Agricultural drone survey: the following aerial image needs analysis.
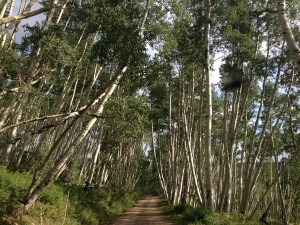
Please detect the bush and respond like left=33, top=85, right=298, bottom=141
left=182, top=206, right=207, bottom=223
left=0, top=166, right=142, bottom=225
left=0, top=166, right=29, bottom=220
left=161, top=199, right=282, bottom=225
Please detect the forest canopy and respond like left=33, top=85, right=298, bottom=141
left=0, top=0, right=300, bottom=224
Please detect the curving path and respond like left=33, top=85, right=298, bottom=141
left=111, top=196, right=174, bottom=225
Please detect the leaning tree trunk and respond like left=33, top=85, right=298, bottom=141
left=277, top=0, right=300, bottom=70
left=20, top=66, right=127, bottom=213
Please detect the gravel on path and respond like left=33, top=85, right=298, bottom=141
left=111, top=196, right=174, bottom=225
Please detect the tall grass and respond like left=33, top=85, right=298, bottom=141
left=160, top=199, right=284, bottom=225
left=0, top=166, right=142, bottom=225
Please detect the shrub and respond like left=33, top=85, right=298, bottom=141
left=161, top=199, right=283, bottom=225
left=182, top=206, right=207, bottom=223
left=0, top=166, right=142, bottom=225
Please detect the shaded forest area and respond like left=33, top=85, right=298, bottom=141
left=0, top=0, right=300, bottom=224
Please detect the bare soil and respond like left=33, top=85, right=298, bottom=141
left=111, top=196, right=174, bottom=225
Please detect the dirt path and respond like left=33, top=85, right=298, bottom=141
left=111, top=196, right=174, bottom=225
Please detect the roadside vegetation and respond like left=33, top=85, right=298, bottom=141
left=161, top=199, right=283, bottom=225
left=0, top=166, right=142, bottom=225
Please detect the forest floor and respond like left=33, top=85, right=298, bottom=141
left=111, top=196, right=174, bottom=225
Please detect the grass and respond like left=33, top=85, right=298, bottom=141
left=0, top=166, right=143, bottom=225
left=160, top=199, right=284, bottom=225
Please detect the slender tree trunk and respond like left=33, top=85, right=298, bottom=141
left=204, top=0, right=213, bottom=211
left=0, top=0, right=39, bottom=36
left=151, top=122, right=168, bottom=198
left=0, top=7, right=49, bottom=26
left=87, top=125, right=103, bottom=184
left=277, top=0, right=300, bottom=70
left=20, top=66, right=127, bottom=213
left=248, top=67, right=294, bottom=220
left=0, top=0, right=11, bottom=19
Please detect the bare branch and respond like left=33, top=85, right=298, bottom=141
left=0, top=113, right=71, bottom=133
left=86, top=112, right=117, bottom=119
left=0, top=7, right=50, bottom=25
left=0, top=117, right=68, bottom=147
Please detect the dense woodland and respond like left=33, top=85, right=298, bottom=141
left=0, top=0, right=300, bottom=224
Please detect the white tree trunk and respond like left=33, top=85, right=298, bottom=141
left=22, top=66, right=127, bottom=212
left=277, top=0, right=300, bottom=70
left=204, top=0, right=214, bottom=211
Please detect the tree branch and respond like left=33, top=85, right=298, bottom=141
left=0, top=7, right=50, bottom=25
left=86, top=112, right=117, bottom=119
left=0, top=117, right=69, bottom=147
left=0, top=112, right=76, bottom=133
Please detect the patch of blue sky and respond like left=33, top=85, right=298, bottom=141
left=11, top=0, right=46, bottom=43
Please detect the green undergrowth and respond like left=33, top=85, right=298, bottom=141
left=0, top=166, right=143, bottom=225
left=160, top=199, right=283, bottom=225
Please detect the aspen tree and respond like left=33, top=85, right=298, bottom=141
left=204, top=0, right=214, bottom=211
left=22, top=66, right=128, bottom=212
left=277, top=0, right=300, bottom=70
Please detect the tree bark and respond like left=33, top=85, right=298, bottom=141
left=204, top=0, right=214, bottom=211
left=0, top=7, right=50, bottom=25
left=277, top=0, right=300, bottom=70
left=20, top=66, right=127, bottom=213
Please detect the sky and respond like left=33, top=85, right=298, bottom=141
left=11, top=0, right=45, bottom=43
left=211, top=53, right=222, bottom=84
left=147, top=45, right=222, bottom=85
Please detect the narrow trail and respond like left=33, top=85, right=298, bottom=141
left=111, top=196, right=174, bottom=225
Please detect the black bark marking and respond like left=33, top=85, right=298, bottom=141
left=292, top=49, right=300, bottom=54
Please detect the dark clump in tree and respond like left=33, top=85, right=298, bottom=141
left=221, top=75, right=243, bottom=91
